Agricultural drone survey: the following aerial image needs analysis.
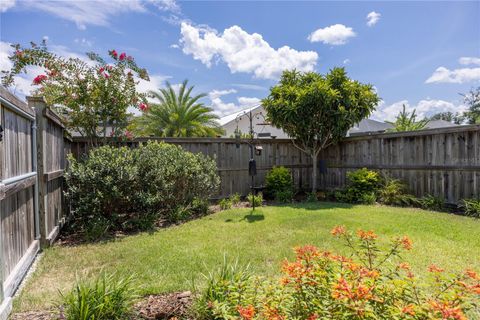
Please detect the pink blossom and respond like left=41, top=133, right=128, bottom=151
left=110, top=50, right=118, bottom=59
left=33, top=74, right=47, bottom=85
left=119, top=52, right=127, bottom=61
left=139, top=102, right=149, bottom=112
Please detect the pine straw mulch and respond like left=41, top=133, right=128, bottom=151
left=10, top=291, right=193, bottom=320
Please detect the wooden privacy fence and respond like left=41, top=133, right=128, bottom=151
left=71, top=124, right=480, bottom=203
left=0, top=88, right=68, bottom=320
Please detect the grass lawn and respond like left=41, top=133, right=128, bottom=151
left=14, top=202, right=480, bottom=312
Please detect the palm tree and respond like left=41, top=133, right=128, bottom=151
left=131, top=80, right=224, bottom=137
left=386, top=104, right=428, bottom=132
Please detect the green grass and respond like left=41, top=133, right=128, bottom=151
left=14, top=202, right=480, bottom=312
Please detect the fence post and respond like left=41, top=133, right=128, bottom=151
left=27, top=96, right=48, bottom=248
left=0, top=101, right=4, bottom=315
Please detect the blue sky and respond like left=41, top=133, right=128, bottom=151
left=1, top=0, right=479, bottom=120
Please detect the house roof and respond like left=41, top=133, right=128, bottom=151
left=218, top=105, right=262, bottom=126
left=425, top=119, right=459, bottom=129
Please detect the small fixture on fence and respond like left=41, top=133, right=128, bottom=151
left=255, top=145, right=263, bottom=156
left=0, top=124, right=3, bottom=142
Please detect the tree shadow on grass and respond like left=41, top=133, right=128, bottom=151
left=242, top=211, right=265, bottom=223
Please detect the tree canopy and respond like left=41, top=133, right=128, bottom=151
left=387, top=105, right=428, bottom=132
left=130, top=80, right=223, bottom=137
left=262, top=68, right=379, bottom=192
left=1, top=40, right=150, bottom=145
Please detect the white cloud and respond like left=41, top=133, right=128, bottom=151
left=343, top=58, right=350, bottom=65
left=231, top=83, right=267, bottom=91
left=366, top=11, right=381, bottom=27
left=180, top=22, right=318, bottom=80
left=308, top=24, right=356, bottom=45
left=425, top=66, right=480, bottom=84
left=0, top=0, right=15, bottom=12
left=372, top=99, right=468, bottom=122
left=75, top=38, right=93, bottom=47
left=13, top=0, right=179, bottom=29
left=459, top=57, right=480, bottom=66
left=208, top=88, right=261, bottom=116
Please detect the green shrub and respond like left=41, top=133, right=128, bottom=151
left=135, top=141, right=220, bottom=221
left=60, top=272, right=136, bottom=320
left=343, top=168, right=382, bottom=203
left=378, top=177, right=418, bottom=206
left=230, top=193, right=241, bottom=205
left=65, top=142, right=220, bottom=240
left=218, top=198, right=232, bottom=210
left=265, top=166, right=293, bottom=199
left=65, top=147, right=138, bottom=237
left=247, top=192, right=263, bottom=207
left=306, top=192, right=318, bottom=202
left=459, top=198, right=480, bottom=218
left=193, top=257, right=252, bottom=320
left=418, top=194, right=444, bottom=211
left=275, top=189, right=293, bottom=203
left=194, top=227, right=480, bottom=319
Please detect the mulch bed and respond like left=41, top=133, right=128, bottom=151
left=10, top=291, right=193, bottom=320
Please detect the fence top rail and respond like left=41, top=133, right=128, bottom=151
left=0, top=86, right=35, bottom=119
left=70, top=124, right=480, bottom=144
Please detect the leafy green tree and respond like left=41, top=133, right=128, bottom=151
left=262, top=68, right=379, bottom=192
left=130, top=80, right=223, bottom=137
left=2, top=41, right=150, bottom=145
left=430, top=111, right=463, bottom=124
left=386, top=105, right=428, bottom=132
left=461, top=87, right=480, bottom=124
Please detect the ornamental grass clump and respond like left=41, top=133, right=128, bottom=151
left=195, top=226, right=480, bottom=319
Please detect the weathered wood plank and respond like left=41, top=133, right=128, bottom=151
left=44, top=170, right=63, bottom=182
left=3, top=176, right=36, bottom=199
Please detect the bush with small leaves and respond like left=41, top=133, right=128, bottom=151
left=265, top=166, right=293, bottom=200
left=275, top=190, right=294, bottom=203
left=343, top=168, right=382, bottom=204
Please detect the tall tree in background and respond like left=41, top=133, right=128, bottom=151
left=461, top=87, right=480, bottom=124
left=429, top=111, right=463, bottom=124
left=1, top=40, right=150, bottom=145
left=131, top=80, right=223, bottom=137
left=386, top=105, right=428, bottom=132
left=263, top=68, right=379, bottom=192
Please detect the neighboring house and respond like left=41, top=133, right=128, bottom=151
left=424, top=119, right=459, bottom=129
left=219, top=105, right=395, bottom=138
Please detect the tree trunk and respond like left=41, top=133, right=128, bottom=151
left=311, top=153, right=318, bottom=193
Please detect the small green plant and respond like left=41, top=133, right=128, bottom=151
left=306, top=192, right=318, bottom=202
left=60, top=272, right=136, bottom=320
left=218, top=198, right=232, bottom=210
left=265, top=166, right=293, bottom=200
left=459, top=198, right=480, bottom=218
left=247, top=192, right=263, bottom=207
left=378, top=177, right=418, bottom=206
left=192, top=256, right=252, bottom=320
left=418, top=194, right=444, bottom=211
left=230, top=193, right=241, bottom=205
left=275, top=190, right=293, bottom=203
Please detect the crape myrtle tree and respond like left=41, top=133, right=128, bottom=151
left=262, top=68, right=379, bottom=192
left=1, top=40, right=150, bottom=145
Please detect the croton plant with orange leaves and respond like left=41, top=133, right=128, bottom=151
left=196, top=226, right=479, bottom=320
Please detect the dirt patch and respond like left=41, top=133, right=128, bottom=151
left=9, top=292, right=193, bottom=320
left=134, top=291, right=193, bottom=319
